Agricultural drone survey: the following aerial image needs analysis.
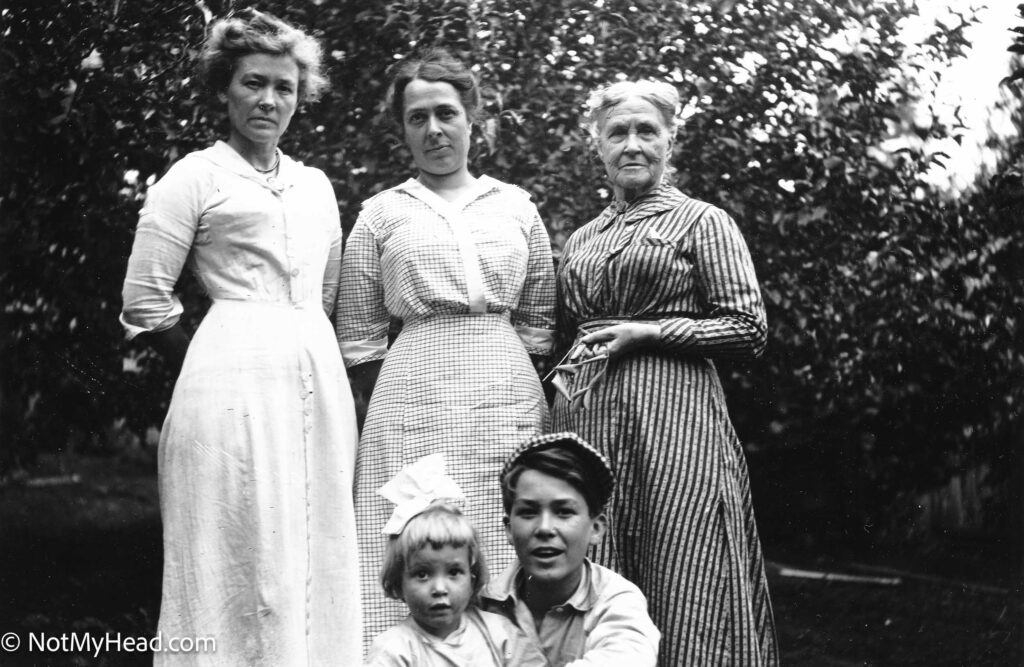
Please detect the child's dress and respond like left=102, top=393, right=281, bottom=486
left=365, top=607, right=546, bottom=667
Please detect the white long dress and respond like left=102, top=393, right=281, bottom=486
left=120, top=141, right=362, bottom=665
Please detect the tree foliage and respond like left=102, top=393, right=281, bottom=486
left=2, top=0, right=1020, bottom=536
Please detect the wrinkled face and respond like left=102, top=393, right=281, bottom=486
left=402, top=544, right=474, bottom=639
left=220, top=52, right=299, bottom=149
left=401, top=78, right=471, bottom=178
left=596, top=97, right=674, bottom=198
left=505, top=470, right=606, bottom=603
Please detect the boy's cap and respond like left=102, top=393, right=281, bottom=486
left=501, top=431, right=615, bottom=509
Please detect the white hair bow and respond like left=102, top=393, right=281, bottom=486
left=379, top=453, right=466, bottom=535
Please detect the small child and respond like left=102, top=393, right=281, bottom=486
left=366, top=454, right=547, bottom=667
left=480, top=432, right=661, bottom=667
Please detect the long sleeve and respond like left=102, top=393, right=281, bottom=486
left=120, top=162, right=204, bottom=339
left=553, top=231, right=583, bottom=359
left=321, top=177, right=343, bottom=317
left=322, top=228, right=342, bottom=317
left=567, top=585, right=660, bottom=667
left=335, top=207, right=389, bottom=367
left=512, top=209, right=557, bottom=356
left=658, top=208, right=767, bottom=359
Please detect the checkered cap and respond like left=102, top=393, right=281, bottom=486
left=500, top=431, right=615, bottom=509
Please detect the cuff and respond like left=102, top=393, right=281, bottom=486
left=658, top=318, right=696, bottom=350
left=340, top=336, right=389, bottom=368
left=515, top=325, right=555, bottom=356
left=119, top=307, right=182, bottom=341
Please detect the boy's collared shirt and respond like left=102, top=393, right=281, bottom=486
left=480, top=558, right=660, bottom=667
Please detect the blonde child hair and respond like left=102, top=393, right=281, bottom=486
left=379, top=502, right=489, bottom=602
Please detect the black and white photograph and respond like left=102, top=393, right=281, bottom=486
left=1, top=0, right=1020, bottom=665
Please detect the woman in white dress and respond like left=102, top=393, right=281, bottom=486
left=335, top=48, right=556, bottom=647
left=119, top=10, right=361, bottom=664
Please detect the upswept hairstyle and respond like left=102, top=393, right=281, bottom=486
left=198, top=9, right=328, bottom=104
left=384, top=47, right=480, bottom=127
left=501, top=443, right=611, bottom=518
left=582, top=79, right=680, bottom=140
left=379, top=502, right=488, bottom=602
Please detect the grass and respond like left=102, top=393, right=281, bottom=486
left=0, top=452, right=1019, bottom=666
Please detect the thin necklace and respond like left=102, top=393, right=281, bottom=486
left=254, top=153, right=280, bottom=174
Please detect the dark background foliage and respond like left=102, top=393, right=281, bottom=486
left=2, top=0, right=1021, bottom=551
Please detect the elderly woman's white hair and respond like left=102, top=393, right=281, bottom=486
left=582, top=79, right=681, bottom=139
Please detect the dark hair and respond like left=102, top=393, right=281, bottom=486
left=198, top=9, right=327, bottom=104
left=501, top=445, right=607, bottom=517
left=384, top=47, right=480, bottom=127
left=379, top=503, right=488, bottom=603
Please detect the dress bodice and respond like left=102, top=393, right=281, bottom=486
left=121, top=141, right=342, bottom=338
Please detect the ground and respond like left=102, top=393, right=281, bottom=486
left=0, top=452, right=1019, bottom=666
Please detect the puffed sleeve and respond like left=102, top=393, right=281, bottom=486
left=318, top=172, right=343, bottom=317
left=658, top=207, right=767, bottom=359
left=335, top=202, right=389, bottom=367
left=120, top=161, right=205, bottom=339
left=511, top=206, right=556, bottom=356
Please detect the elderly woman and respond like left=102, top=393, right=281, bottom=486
left=119, top=11, right=361, bottom=664
left=335, top=48, right=556, bottom=645
left=549, top=80, right=779, bottom=665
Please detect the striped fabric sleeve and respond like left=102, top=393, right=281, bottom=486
left=335, top=206, right=390, bottom=367
left=552, top=226, right=586, bottom=357
left=659, top=207, right=767, bottom=359
left=511, top=208, right=557, bottom=355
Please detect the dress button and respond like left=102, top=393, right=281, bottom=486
left=290, top=268, right=300, bottom=277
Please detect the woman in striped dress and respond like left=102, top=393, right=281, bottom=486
left=550, top=80, right=779, bottom=665
left=336, top=48, right=556, bottom=648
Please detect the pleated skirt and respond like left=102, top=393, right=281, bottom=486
left=551, top=335, right=778, bottom=666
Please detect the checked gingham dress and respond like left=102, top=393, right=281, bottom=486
left=336, top=176, right=555, bottom=647
left=551, top=183, right=779, bottom=666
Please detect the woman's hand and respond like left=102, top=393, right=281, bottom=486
left=137, top=323, right=191, bottom=378
left=579, top=322, right=660, bottom=360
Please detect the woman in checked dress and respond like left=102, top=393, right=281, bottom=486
left=550, top=79, right=779, bottom=665
left=335, top=48, right=556, bottom=647
left=119, top=10, right=361, bottom=665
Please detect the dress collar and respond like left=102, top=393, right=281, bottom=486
left=201, top=140, right=298, bottom=193
left=597, top=182, right=687, bottom=232
left=395, top=174, right=503, bottom=211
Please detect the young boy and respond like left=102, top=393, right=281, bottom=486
left=480, top=432, right=660, bottom=666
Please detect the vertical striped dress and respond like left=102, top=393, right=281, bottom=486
left=336, top=176, right=556, bottom=649
left=550, top=182, right=779, bottom=666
